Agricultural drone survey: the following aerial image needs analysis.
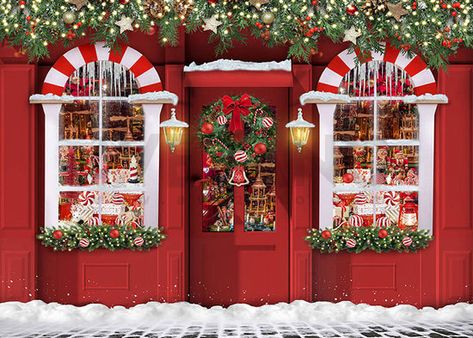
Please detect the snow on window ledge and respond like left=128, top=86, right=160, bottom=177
left=128, top=91, right=179, bottom=105
left=403, top=94, right=448, bottom=104
left=184, top=59, right=291, bottom=72
left=29, top=94, right=75, bottom=104
left=299, top=91, right=351, bottom=105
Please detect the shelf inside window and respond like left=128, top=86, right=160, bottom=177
left=58, top=140, right=145, bottom=147
left=59, top=183, right=145, bottom=192
left=333, top=139, right=419, bottom=147
left=334, top=183, right=418, bottom=193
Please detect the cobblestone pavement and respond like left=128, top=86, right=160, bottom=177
left=0, top=321, right=473, bottom=338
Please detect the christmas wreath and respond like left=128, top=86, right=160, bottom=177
left=37, top=222, right=166, bottom=252
left=197, top=94, right=276, bottom=186
left=306, top=225, right=432, bottom=253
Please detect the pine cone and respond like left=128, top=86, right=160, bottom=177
left=144, top=0, right=166, bottom=19
left=173, top=0, right=193, bottom=18
left=361, top=0, right=387, bottom=16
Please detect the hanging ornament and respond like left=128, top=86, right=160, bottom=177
left=321, top=230, right=332, bottom=239
left=254, top=143, right=267, bottom=155
left=63, top=11, right=76, bottom=24
left=203, top=15, right=222, bottom=33
left=133, top=236, right=144, bottom=246
left=346, top=238, right=357, bottom=248
left=115, top=15, right=134, bottom=34
left=109, top=229, right=120, bottom=239
left=217, top=115, right=227, bottom=125
left=343, top=26, right=361, bottom=44
left=201, top=122, right=214, bottom=134
left=387, top=2, right=408, bottom=21
left=79, top=238, right=90, bottom=248
left=262, top=117, right=273, bottom=128
left=67, top=0, right=88, bottom=10
left=146, top=25, right=157, bottom=35
left=249, top=0, right=269, bottom=9
left=228, top=166, right=250, bottom=186
left=261, top=11, right=275, bottom=24
left=402, top=236, right=413, bottom=247
left=378, top=228, right=388, bottom=238
left=346, top=3, right=358, bottom=15
left=144, top=0, right=166, bottom=19
left=53, top=230, right=63, bottom=240
left=234, top=150, right=248, bottom=163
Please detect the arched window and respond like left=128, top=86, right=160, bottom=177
left=301, top=45, right=448, bottom=234
left=30, top=43, right=178, bottom=229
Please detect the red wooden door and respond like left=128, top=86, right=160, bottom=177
left=189, top=87, right=289, bottom=306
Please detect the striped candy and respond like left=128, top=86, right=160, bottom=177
left=79, top=238, right=90, bottom=248
left=87, top=216, right=100, bottom=226
left=78, top=191, right=96, bottom=206
left=384, top=191, right=400, bottom=207
left=262, top=117, right=273, bottom=128
left=353, top=193, right=369, bottom=205
left=346, top=238, right=357, bottom=248
left=376, top=216, right=392, bottom=227
left=402, top=236, right=413, bottom=247
left=349, top=214, right=364, bottom=227
left=42, top=42, right=162, bottom=95
left=316, top=43, right=437, bottom=95
left=234, top=150, right=248, bottom=163
left=133, top=236, right=144, bottom=247
left=217, top=115, right=227, bottom=125
left=112, top=193, right=125, bottom=205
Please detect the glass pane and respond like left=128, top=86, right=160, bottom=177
left=377, top=191, right=418, bottom=230
left=334, top=146, right=374, bottom=187
left=101, top=191, right=144, bottom=226
left=334, top=102, right=374, bottom=141
left=65, top=63, right=100, bottom=97
left=59, top=191, right=98, bottom=223
left=100, top=61, right=139, bottom=97
left=333, top=191, right=377, bottom=227
left=102, top=102, right=144, bottom=141
left=202, top=153, right=234, bottom=232
left=375, top=146, right=419, bottom=186
left=378, top=102, right=418, bottom=140
left=103, top=146, right=144, bottom=186
left=60, top=101, right=99, bottom=140
left=59, top=146, right=99, bottom=186
left=245, top=162, right=276, bottom=232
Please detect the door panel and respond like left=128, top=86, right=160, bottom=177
left=189, top=88, right=289, bottom=306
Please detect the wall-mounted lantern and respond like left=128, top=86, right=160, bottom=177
left=285, top=108, right=315, bottom=153
left=160, top=108, right=189, bottom=152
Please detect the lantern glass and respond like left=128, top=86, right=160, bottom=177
left=163, top=126, right=184, bottom=153
left=290, top=127, right=311, bottom=152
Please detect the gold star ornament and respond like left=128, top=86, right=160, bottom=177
left=387, top=2, right=408, bottom=21
left=203, top=16, right=222, bottom=34
left=67, top=0, right=89, bottom=10
left=343, top=26, right=362, bottom=45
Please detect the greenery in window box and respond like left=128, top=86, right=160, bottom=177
left=37, top=222, right=166, bottom=252
left=305, top=226, right=432, bottom=253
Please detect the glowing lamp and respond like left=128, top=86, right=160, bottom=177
left=285, top=108, right=315, bottom=153
left=398, top=197, right=418, bottom=231
left=160, top=108, right=188, bottom=153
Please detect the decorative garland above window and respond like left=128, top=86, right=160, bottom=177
left=37, top=223, right=166, bottom=251
left=1, top=0, right=471, bottom=68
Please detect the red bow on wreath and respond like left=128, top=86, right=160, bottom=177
left=222, top=94, right=253, bottom=141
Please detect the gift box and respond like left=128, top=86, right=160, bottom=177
left=108, top=169, right=130, bottom=184
left=353, top=203, right=386, bottom=215
left=347, top=168, right=371, bottom=184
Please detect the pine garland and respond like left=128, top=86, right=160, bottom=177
left=37, top=222, right=166, bottom=251
left=0, top=0, right=470, bottom=68
left=306, top=226, right=433, bottom=253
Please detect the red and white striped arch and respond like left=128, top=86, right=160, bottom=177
left=42, top=42, right=162, bottom=95
left=317, top=44, right=436, bottom=95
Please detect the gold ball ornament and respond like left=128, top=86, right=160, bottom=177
left=63, top=11, right=77, bottom=24
left=261, top=11, right=275, bottom=24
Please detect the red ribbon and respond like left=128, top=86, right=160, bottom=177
left=222, top=94, right=252, bottom=141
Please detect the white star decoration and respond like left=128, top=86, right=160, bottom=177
left=115, top=15, right=134, bottom=34
left=203, top=16, right=222, bottom=34
left=343, top=26, right=361, bottom=45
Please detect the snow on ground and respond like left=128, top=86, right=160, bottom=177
left=1, top=300, right=472, bottom=328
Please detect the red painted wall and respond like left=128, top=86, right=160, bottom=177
left=0, top=32, right=472, bottom=307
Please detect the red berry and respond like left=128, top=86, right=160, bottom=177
left=321, top=230, right=332, bottom=239
left=451, top=11, right=457, bottom=16
left=378, top=229, right=388, bottom=239
left=305, top=16, right=311, bottom=21
left=346, top=4, right=357, bottom=15
left=441, top=3, right=447, bottom=8
left=452, top=2, right=461, bottom=8
left=76, top=21, right=82, bottom=27
left=109, top=229, right=120, bottom=239
left=53, top=230, right=63, bottom=240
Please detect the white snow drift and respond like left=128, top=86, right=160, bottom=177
left=0, top=301, right=472, bottom=327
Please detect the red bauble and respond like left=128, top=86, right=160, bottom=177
left=53, top=230, right=63, bottom=240
left=146, top=26, right=157, bottom=35
left=321, top=230, right=332, bottom=239
left=119, top=0, right=129, bottom=3
left=378, top=229, right=388, bottom=239
left=208, top=0, right=217, bottom=3
left=342, top=173, right=354, bottom=183
left=201, top=122, right=214, bottom=134
left=451, top=11, right=457, bottom=16
left=346, top=4, right=357, bottom=15
left=254, top=143, right=267, bottom=155
left=452, top=2, right=461, bottom=8
left=109, top=229, right=120, bottom=239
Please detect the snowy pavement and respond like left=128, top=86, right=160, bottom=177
left=1, top=301, right=473, bottom=338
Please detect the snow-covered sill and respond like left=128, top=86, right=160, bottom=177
left=300, top=91, right=449, bottom=105
left=128, top=91, right=178, bottom=105
left=29, top=94, right=75, bottom=104
left=184, top=59, right=291, bottom=72
left=0, top=300, right=472, bottom=326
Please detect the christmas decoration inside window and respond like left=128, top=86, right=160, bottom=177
left=332, top=62, right=420, bottom=231
left=54, top=61, right=149, bottom=228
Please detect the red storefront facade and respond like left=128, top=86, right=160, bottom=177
left=0, top=31, right=472, bottom=308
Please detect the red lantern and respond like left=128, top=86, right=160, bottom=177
left=398, top=197, right=418, bottom=231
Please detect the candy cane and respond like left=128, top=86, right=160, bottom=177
left=213, top=138, right=229, bottom=150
